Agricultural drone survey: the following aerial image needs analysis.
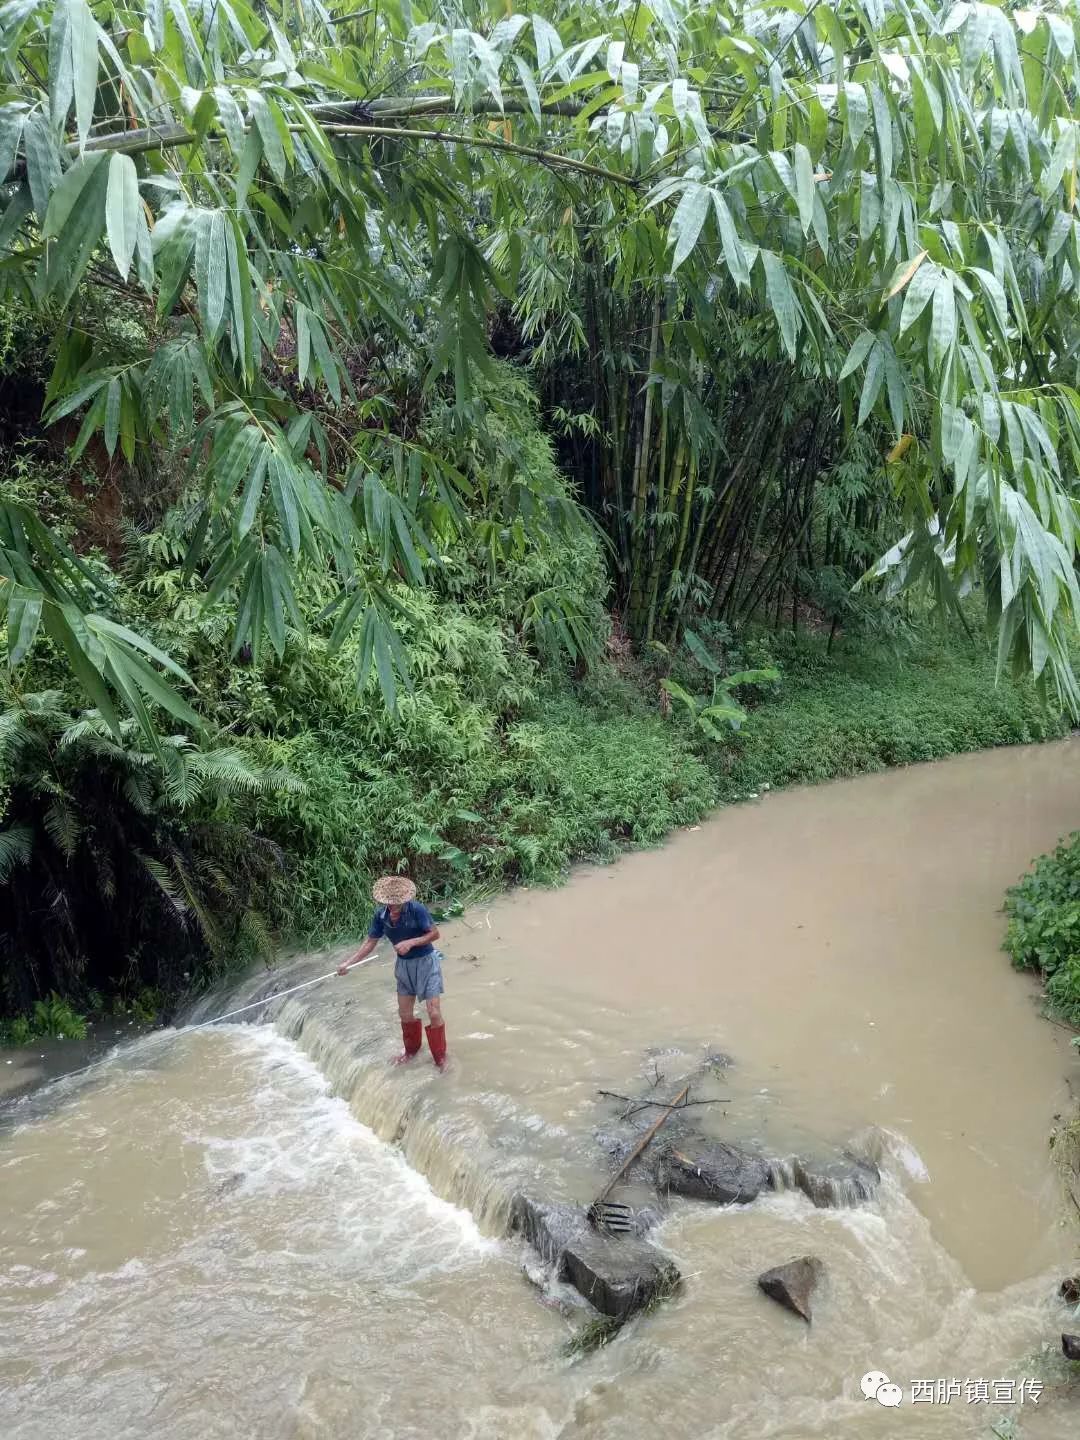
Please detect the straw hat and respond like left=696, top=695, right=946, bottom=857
left=372, top=875, right=417, bottom=906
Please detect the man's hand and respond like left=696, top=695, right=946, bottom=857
left=394, top=939, right=414, bottom=956
left=337, top=961, right=352, bottom=976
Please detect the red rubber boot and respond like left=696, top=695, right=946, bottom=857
left=426, top=1022, right=448, bottom=1070
left=392, top=1018, right=423, bottom=1065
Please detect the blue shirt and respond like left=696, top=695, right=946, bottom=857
left=368, top=901, right=436, bottom=957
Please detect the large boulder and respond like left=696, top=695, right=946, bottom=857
left=757, top=1256, right=824, bottom=1323
left=511, top=1195, right=679, bottom=1322
left=1062, top=1334, right=1080, bottom=1361
left=1060, top=1276, right=1080, bottom=1306
left=660, top=1141, right=771, bottom=1204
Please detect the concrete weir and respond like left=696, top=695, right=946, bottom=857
left=182, top=961, right=684, bottom=1323
left=512, top=1195, right=680, bottom=1321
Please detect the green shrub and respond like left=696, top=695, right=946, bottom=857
left=0, top=693, right=295, bottom=1019
left=1004, top=835, right=1080, bottom=1026
left=0, top=992, right=87, bottom=1046
left=706, top=627, right=1067, bottom=799
left=254, top=691, right=715, bottom=943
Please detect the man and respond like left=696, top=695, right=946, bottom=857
left=338, top=876, right=447, bottom=1068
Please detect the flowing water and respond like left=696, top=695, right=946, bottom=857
left=3, top=741, right=1080, bottom=1438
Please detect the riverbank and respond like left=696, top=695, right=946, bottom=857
left=0, top=1021, right=151, bottom=1102
left=260, top=620, right=1070, bottom=950
left=1, top=621, right=1069, bottom=1040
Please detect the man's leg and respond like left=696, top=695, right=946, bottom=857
left=422, top=961, right=447, bottom=1068
left=393, top=991, right=423, bottom=1064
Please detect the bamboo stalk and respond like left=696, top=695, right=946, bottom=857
left=645, top=431, right=688, bottom=642
left=668, top=472, right=713, bottom=645
left=7, top=106, right=637, bottom=188
left=626, top=294, right=662, bottom=637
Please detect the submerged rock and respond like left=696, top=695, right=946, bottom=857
left=521, top=1257, right=592, bottom=1317
left=1061, top=1276, right=1080, bottom=1306
left=521, top=1258, right=550, bottom=1290
left=659, top=1141, right=770, bottom=1204
left=630, top=1206, right=664, bottom=1236
left=511, top=1195, right=679, bottom=1322
left=757, top=1256, right=824, bottom=1324
left=1062, top=1334, right=1080, bottom=1361
left=770, top=1155, right=881, bottom=1209
left=700, top=1050, right=734, bottom=1072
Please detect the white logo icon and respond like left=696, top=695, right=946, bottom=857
left=861, top=1372, right=903, bottom=1407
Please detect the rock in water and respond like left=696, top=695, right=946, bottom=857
left=511, top=1195, right=679, bottom=1322
left=1060, top=1276, right=1080, bottom=1306
left=1063, top=1334, right=1080, bottom=1361
left=660, top=1141, right=770, bottom=1204
left=757, top=1257, right=824, bottom=1323
left=521, top=1258, right=550, bottom=1290
left=771, top=1155, right=881, bottom=1209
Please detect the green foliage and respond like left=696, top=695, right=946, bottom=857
left=1004, top=835, right=1080, bottom=1027
left=660, top=629, right=779, bottom=739
left=0, top=687, right=294, bottom=1017
left=0, top=0, right=613, bottom=736
left=0, top=992, right=87, bottom=1044
left=252, top=691, right=713, bottom=943
left=706, top=623, right=1068, bottom=796
left=0, top=368, right=634, bottom=1012
left=562, top=1312, right=622, bottom=1357
left=0, top=0, right=1076, bottom=734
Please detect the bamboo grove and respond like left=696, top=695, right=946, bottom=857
left=2, top=0, right=1080, bottom=727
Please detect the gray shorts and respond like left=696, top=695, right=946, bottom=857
left=395, top=948, right=444, bottom=1000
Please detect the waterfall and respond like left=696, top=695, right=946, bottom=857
left=269, top=997, right=517, bottom=1234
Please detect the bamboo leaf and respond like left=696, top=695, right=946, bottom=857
left=512, top=55, right=541, bottom=122
left=668, top=183, right=709, bottom=272
left=195, top=209, right=228, bottom=339
left=105, top=152, right=139, bottom=281
left=839, top=330, right=875, bottom=380
left=5, top=585, right=42, bottom=665
left=22, top=113, right=61, bottom=214
left=711, top=191, right=749, bottom=288
left=43, top=150, right=103, bottom=237
left=103, top=376, right=120, bottom=455
left=858, top=339, right=884, bottom=424
left=246, top=89, right=286, bottom=182
left=899, top=259, right=938, bottom=333
left=761, top=251, right=799, bottom=359
left=372, top=612, right=397, bottom=713
left=884, top=249, right=928, bottom=303
left=929, top=272, right=956, bottom=369
left=869, top=83, right=893, bottom=179
left=794, top=142, right=815, bottom=235
left=49, top=0, right=98, bottom=145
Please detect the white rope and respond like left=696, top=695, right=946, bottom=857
left=185, top=954, right=379, bottom=1031
left=7, top=954, right=380, bottom=1099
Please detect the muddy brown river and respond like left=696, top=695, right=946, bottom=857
left=3, top=741, right=1080, bottom=1437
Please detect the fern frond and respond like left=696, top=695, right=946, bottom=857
left=43, top=799, right=81, bottom=859
left=135, top=851, right=188, bottom=916
left=189, top=748, right=304, bottom=797
left=239, top=908, right=274, bottom=960
left=123, top=772, right=154, bottom=814
left=0, top=824, right=33, bottom=880
left=171, top=854, right=225, bottom=954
